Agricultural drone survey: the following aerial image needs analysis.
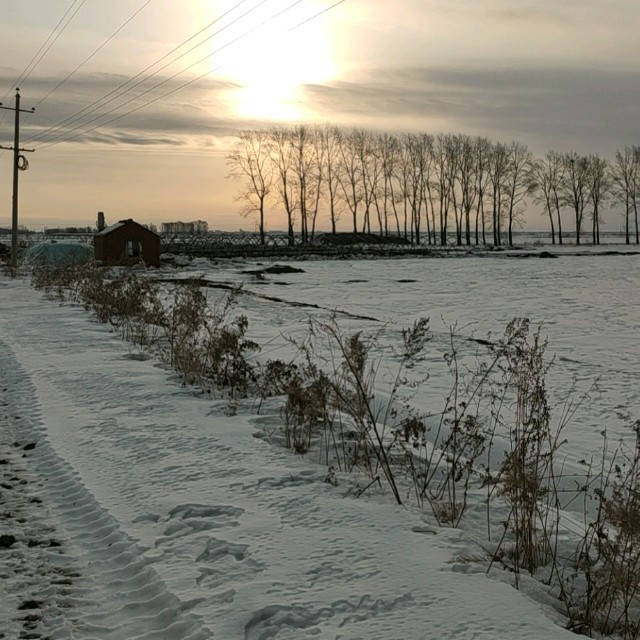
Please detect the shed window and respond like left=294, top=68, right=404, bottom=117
left=127, top=240, right=140, bottom=258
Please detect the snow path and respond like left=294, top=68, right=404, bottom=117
left=0, top=278, right=576, bottom=639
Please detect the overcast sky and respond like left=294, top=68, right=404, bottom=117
left=0, top=0, right=638, bottom=231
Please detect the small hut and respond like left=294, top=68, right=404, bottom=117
left=94, top=219, right=160, bottom=267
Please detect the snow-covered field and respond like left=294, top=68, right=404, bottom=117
left=185, top=253, right=639, bottom=458
left=1, top=252, right=638, bottom=639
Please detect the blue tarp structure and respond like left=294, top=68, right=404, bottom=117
left=23, top=241, right=92, bottom=266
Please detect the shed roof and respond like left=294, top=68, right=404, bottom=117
left=95, top=221, right=126, bottom=237
left=95, top=219, right=159, bottom=237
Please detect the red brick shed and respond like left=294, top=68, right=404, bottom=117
left=94, top=219, right=160, bottom=267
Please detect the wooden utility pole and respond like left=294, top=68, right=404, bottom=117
left=0, top=89, right=35, bottom=269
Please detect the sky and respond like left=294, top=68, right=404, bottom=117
left=0, top=0, right=639, bottom=232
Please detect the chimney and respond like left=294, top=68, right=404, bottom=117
left=97, top=211, right=106, bottom=231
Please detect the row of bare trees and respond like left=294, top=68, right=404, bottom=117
left=226, top=125, right=640, bottom=246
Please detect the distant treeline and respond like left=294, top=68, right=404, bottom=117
left=227, top=125, right=640, bottom=247
left=44, top=226, right=94, bottom=235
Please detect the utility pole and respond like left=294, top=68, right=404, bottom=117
left=0, top=89, right=35, bottom=269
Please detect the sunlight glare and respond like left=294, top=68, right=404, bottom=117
left=200, top=1, right=338, bottom=121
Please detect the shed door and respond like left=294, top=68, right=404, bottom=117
left=126, top=240, right=140, bottom=258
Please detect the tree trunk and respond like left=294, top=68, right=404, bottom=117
left=481, top=202, right=486, bottom=245
left=259, top=200, right=265, bottom=245
left=287, top=214, right=294, bottom=246
left=508, top=209, right=514, bottom=246
left=555, top=204, right=563, bottom=245
left=625, top=198, right=630, bottom=244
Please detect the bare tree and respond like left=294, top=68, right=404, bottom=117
left=337, top=128, right=365, bottom=233
left=319, top=124, right=343, bottom=234
left=290, top=125, right=309, bottom=243
left=290, top=125, right=320, bottom=244
left=268, top=127, right=297, bottom=246
left=474, top=137, right=492, bottom=245
left=229, top=122, right=635, bottom=247
left=561, top=152, right=592, bottom=245
left=303, top=126, right=326, bottom=242
left=445, top=134, right=463, bottom=245
left=395, top=134, right=413, bottom=240
left=404, top=132, right=433, bottom=244
left=503, top=141, right=534, bottom=246
left=418, top=133, right=437, bottom=245
left=359, top=131, right=383, bottom=235
left=227, top=130, right=273, bottom=245
left=530, top=151, right=565, bottom=245
left=588, top=155, right=610, bottom=245
left=456, top=134, right=477, bottom=246
left=433, top=134, right=455, bottom=246
left=377, top=132, right=401, bottom=237
left=488, top=142, right=509, bottom=246
left=610, top=146, right=640, bottom=244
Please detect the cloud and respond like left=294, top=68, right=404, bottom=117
left=0, top=70, right=245, bottom=148
left=301, top=65, right=640, bottom=154
left=0, top=69, right=309, bottom=151
left=5, top=60, right=638, bottom=161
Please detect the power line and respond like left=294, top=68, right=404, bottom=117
left=16, top=0, right=153, bottom=141
left=2, top=0, right=80, bottom=101
left=288, top=0, right=346, bottom=31
left=38, top=0, right=312, bottom=150
left=26, top=0, right=258, bottom=144
left=38, top=0, right=346, bottom=151
left=32, top=0, right=155, bottom=111
left=0, top=0, right=87, bottom=129
left=11, top=0, right=89, bottom=93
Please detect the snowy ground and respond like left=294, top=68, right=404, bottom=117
left=1, top=252, right=637, bottom=639
left=175, top=252, right=640, bottom=458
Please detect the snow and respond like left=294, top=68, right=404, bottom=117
left=95, top=221, right=126, bottom=236
left=182, top=253, right=639, bottom=459
left=1, top=252, right=638, bottom=639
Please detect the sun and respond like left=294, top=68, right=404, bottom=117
left=203, top=1, right=338, bottom=121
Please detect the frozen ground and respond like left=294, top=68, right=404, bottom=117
left=178, top=252, right=640, bottom=459
left=1, top=252, right=638, bottom=639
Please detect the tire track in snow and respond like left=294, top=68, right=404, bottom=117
left=0, top=338, right=213, bottom=640
left=0, top=386, right=89, bottom=640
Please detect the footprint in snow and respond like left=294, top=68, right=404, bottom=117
left=196, top=538, right=265, bottom=590
left=154, top=504, right=245, bottom=546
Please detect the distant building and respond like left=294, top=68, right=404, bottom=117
left=94, top=219, right=160, bottom=267
left=161, top=220, right=209, bottom=234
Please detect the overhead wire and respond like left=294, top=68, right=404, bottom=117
left=38, top=0, right=339, bottom=151
left=10, top=0, right=89, bottom=92
left=0, top=0, right=88, bottom=128
left=0, top=0, right=89, bottom=161
left=32, top=0, right=155, bottom=111
left=38, top=0, right=315, bottom=150
left=16, top=0, right=154, bottom=141
left=33, top=0, right=290, bottom=147
left=287, top=0, right=346, bottom=30
left=26, top=0, right=257, bottom=144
